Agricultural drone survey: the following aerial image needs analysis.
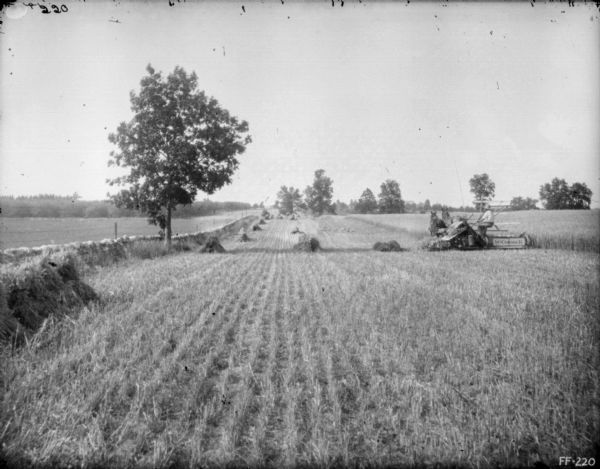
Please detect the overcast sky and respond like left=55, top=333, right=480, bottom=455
left=1, top=1, right=599, bottom=208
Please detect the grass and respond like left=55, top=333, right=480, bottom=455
left=0, top=217, right=598, bottom=467
left=127, top=239, right=198, bottom=260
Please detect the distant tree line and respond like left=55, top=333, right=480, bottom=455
left=469, top=173, right=593, bottom=211
left=339, top=173, right=594, bottom=215
left=0, top=194, right=254, bottom=218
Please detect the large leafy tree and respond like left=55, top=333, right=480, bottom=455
left=469, top=173, right=496, bottom=203
left=539, top=178, right=592, bottom=209
left=107, top=64, right=251, bottom=246
left=568, top=182, right=593, bottom=209
left=355, top=188, right=378, bottom=214
left=276, top=186, right=303, bottom=215
left=378, top=179, right=405, bottom=213
left=305, top=169, right=335, bottom=215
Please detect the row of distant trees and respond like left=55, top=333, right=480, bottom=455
left=343, top=174, right=593, bottom=215
left=0, top=195, right=255, bottom=218
left=2, top=174, right=592, bottom=220
left=468, top=173, right=593, bottom=210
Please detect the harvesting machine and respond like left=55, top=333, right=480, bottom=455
left=427, top=204, right=530, bottom=251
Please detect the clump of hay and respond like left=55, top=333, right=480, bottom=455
left=239, top=233, right=251, bottom=242
left=252, top=224, right=262, bottom=231
left=294, top=235, right=320, bottom=252
left=201, top=236, right=225, bottom=253
left=173, top=240, right=196, bottom=252
left=0, top=254, right=98, bottom=345
left=373, top=240, right=405, bottom=252
left=259, top=219, right=267, bottom=225
left=291, top=227, right=303, bottom=234
left=0, top=282, right=21, bottom=344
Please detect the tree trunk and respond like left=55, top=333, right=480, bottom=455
left=165, top=204, right=172, bottom=249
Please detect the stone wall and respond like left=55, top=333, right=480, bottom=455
left=0, top=215, right=258, bottom=265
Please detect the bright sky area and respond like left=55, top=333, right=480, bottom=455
left=1, top=1, right=599, bottom=208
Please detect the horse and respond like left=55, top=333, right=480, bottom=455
left=429, top=211, right=447, bottom=236
left=441, top=208, right=452, bottom=226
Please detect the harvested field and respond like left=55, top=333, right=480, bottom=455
left=0, top=216, right=598, bottom=468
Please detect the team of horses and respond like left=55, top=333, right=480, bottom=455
left=429, top=209, right=452, bottom=236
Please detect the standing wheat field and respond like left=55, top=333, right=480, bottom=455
left=355, top=209, right=600, bottom=252
left=1, top=216, right=598, bottom=468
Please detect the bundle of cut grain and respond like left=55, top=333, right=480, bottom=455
left=0, top=254, right=98, bottom=344
left=239, top=233, right=251, bottom=242
left=373, top=240, right=405, bottom=252
left=259, top=219, right=266, bottom=225
left=0, top=282, right=21, bottom=344
left=201, top=236, right=225, bottom=253
left=294, top=235, right=320, bottom=252
left=252, top=225, right=262, bottom=231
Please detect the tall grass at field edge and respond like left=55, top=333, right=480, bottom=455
left=527, top=232, right=600, bottom=252
left=350, top=213, right=600, bottom=253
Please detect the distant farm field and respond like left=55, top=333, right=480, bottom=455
left=1, top=215, right=598, bottom=468
left=0, top=211, right=258, bottom=250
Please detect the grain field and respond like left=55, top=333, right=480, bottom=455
left=1, top=217, right=598, bottom=468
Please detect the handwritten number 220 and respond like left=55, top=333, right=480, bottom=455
left=37, top=4, right=69, bottom=14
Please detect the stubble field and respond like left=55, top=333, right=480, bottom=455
left=1, top=215, right=598, bottom=468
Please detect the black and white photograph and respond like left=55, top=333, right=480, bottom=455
left=1, top=0, right=599, bottom=467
